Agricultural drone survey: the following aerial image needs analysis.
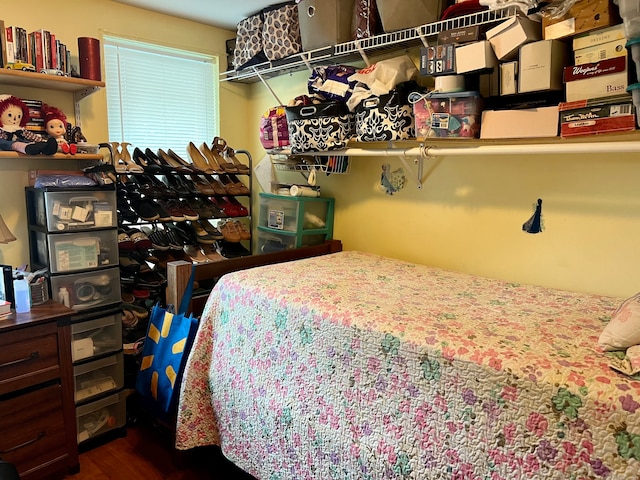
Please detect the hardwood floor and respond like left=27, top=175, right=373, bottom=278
left=64, top=420, right=256, bottom=480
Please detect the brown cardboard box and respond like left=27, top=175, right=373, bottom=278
left=377, top=0, right=445, bottom=32
left=542, top=0, right=620, bottom=40
left=480, top=106, right=559, bottom=139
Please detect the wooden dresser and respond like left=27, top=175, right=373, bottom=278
left=0, top=301, right=79, bottom=479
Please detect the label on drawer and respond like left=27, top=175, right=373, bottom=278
left=73, top=338, right=94, bottom=361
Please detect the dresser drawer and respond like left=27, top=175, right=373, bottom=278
left=0, top=323, right=60, bottom=396
left=0, top=383, right=68, bottom=478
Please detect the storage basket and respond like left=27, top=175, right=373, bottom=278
left=233, top=12, right=267, bottom=70
left=30, top=278, right=49, bottom=306
left=262, top=2, right=302, bottom=61
left=285, top=101, right=355, bottom=153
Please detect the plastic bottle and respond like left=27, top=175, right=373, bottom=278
left=13, top=275, right=31, bottom=313
left=58, top=287, right=70, bottom=308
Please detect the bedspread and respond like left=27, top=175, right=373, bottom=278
left=175, top=251, right=640, bottom=479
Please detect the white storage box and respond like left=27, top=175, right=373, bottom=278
left=76, top=390, right=126, bottom=443
left=480, top=106, right=560, bottom=139
left=486, top=15, right=542, bottom=60
left=455, top=41, right=497, bottom=74
left=518, top=39, right=569, bottom=93
left=298, top=0, right=355, bottom=51
left=71, top=310, right=123, bottom=362
left=74, top=352, right=124, bottom=403
left=25, top=188, right=117, bottom=232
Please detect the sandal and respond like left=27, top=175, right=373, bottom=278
left=210, top=137, right=238, bottom=173
left=112, top=142, right=144, bottom=173
left=224, top=147, right=250, bottom=174
left=183, top=244, right=211, bottom=263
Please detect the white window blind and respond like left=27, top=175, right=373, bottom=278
left=103, top=36, right=219, bottom=160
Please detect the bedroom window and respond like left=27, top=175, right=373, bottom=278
left=103, top=36, right=219, bottom=160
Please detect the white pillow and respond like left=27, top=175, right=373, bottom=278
left=599, top=292, right=640, bottom=351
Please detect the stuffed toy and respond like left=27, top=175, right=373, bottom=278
left=0, top=95, right=57, bottom=155
left=41, top=104, right=77, bottom=154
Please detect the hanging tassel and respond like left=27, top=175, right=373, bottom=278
left=522, top=198, right=543, bottom=234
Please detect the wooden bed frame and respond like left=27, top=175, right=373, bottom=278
left=166, top=240, right=343, bottom=316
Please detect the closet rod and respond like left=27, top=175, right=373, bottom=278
left=290, top=141, right=640, bottom=158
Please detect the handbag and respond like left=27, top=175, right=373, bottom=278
left=135, top=265, right=197, bottom=418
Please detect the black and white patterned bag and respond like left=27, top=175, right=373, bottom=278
left=354, top=81, right=419, bottom=142
left=285, top=101, right=355, bottom=153
left=263, top=2, right=302, bottom=62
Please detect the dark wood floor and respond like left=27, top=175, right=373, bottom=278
left=65, top=418, right=256, bottom=480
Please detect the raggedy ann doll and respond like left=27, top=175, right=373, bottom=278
left=41, top=104, right=77, bottom=154
left=0, top=95, right=57, bottom=155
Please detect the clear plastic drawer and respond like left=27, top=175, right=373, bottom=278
left=51, top=267, right=121, bottom=312
left=26, top=187, right=117, bottom=232
left=30, top=229, right=118, bottom=273
left=258, top=193, right=334, bottom=234
left=74, top=352, right=124, bottom=403
left=71, top=310, right=122, bottom=362
left=257, top=228, right=328, bottom=253
left=76, top=390, right=126, bottom=444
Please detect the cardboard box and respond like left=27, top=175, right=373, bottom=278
left=298, top=0, right=356, bottom=51
left=486, top=15, right=542, bottom=61
left=542, top=0, right=620, bottom=40
left=518, top=39, right=570, bottom=93
left=455, top=41, right=498, bottom=74
left=572, top=23, right=625, bottom=50
left=574, top=38, right=626, bottom=65
left=480, top=106, right=559, bottom=139
left=420, top=44, right=456, bottom=76
left=500, top=61, right=518, bottom=95
left=438, top=26, right=481, bottom=45
left=558, top=95, right=635, bottom=137
left=377, top=0, right=445, bottom=32
left=564, top=56, right=629, bottom=101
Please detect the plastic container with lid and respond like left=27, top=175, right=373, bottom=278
left=13, top=275, right=31, bottom=313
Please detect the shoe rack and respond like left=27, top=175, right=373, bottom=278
left=109, top=140, right=252, bottom=347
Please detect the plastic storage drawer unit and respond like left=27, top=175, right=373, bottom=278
left=30, top=228, right=118, bottom=273
left=74, top=352, right=124, bottom=403
left=257, top=228, right=329, bottom=252
left=76, top=390, right=127, bottom=444
left=25, top=187, right=117, bottom=232
left=71, top=309, right=123, bottom=362
left=259, top=193, right=334, bottom=235
left=50, top=266, right=121, bottom=312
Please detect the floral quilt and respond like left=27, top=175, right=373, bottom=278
left=175, top=251, right=640, bottom=479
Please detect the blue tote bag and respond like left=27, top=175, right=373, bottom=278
left=135, top=266, right=197, bottom=418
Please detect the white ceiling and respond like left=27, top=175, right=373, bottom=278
left=112, top=0, right=284, bottom=30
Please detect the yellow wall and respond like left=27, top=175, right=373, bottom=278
left=2, top=0, right=638, bottom=299
left=248, top=70, right=640, bottom=298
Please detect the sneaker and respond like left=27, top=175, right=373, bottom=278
left=126, top=227, right=153, bottom=250
left=178, top=200, right=199, bottom=221
left=159, top=200, right=186, bottom=222
left=118, top=229, right=135, bottom=251
left=128, top=195, right=160, bottom=222
left=142, top=227, right=171, bottom=251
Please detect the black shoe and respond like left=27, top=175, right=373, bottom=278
left=132, top=147, right=163, bottom=173
left=145, top=148, right=175, bottom=173
left=129, top=196, right=160, bottom=222
left=117, top=190, right=139, bottom=223
left=216, top=239, right=251, bottom=258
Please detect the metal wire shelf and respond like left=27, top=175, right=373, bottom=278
left=271, top=155, right=351, bottom=175
left=221, top=6, right=519, bottom=84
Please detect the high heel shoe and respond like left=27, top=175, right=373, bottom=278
left=144, top=148, right=175, bottom=173
left=199, top=142, right=228, bottom=174
left=132, top=148, right=162, bottom=173
left=210, top=137, right=238, bottom=173
left=157, top=149, right=195, bottom=173
left=186, top=142, right=215, bottom=174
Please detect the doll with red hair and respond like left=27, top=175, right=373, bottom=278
left=0, top=94, right=57, bottom=155
left=41, top=104, right=77, bottom=154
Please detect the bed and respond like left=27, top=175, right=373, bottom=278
left=175, top=250, right=640, bottom=479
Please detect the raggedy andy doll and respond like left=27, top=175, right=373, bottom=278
left=0, top=94, right=57, bottom=155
